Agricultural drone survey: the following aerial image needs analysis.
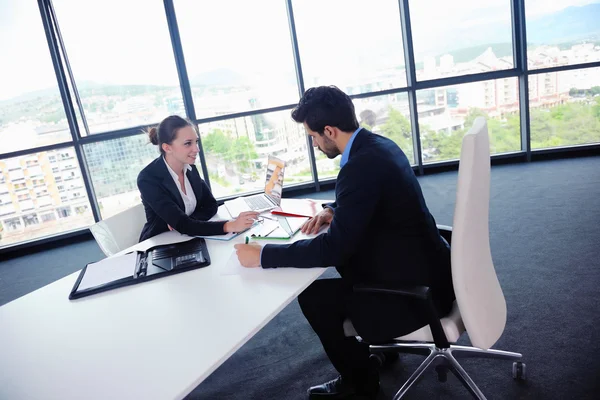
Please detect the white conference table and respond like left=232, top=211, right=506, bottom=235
left=0, top=212, right=329, bottom=400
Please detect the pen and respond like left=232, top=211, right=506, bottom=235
left=245, top=236, right=249, bottom=244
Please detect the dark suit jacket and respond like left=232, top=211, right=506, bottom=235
left=262, top=129, right=455, bottom=342
left=137, top=157, right=226, bottom=242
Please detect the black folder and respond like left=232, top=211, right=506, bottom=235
left=69, top=238, right=211, bottom=300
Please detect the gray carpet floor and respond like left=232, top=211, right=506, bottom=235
left=1, top=156, right=599, bottom=400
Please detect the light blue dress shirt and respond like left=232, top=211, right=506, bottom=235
left=339, top=127, right=362, bottom=168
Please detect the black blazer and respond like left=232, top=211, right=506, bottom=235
left=137, top=157, right=226, bottom=242
left=261, top=129, right=455, bottom=342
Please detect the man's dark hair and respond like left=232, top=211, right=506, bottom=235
left=291, top=86, right=359, bottom=135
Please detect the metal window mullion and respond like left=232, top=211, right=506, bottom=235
left=512, top=0, right=531, bottom=161
left=38, top=0, right=101, bottom=222
left=163, top=0, right=211, bottom=188
left=398, top=0, right=423, bottom=174
left=286, top=0, right=320, bottom=191
left=528, top=60, right=600, bottom=76
left=0, top=141, right=76, bottom=160
left=414, top=68, right=519, bottom=90
left=47, top=0, right=90, bottom=137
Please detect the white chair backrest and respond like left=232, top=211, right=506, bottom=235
left=89, top=203, right=146, bottom=256
left=451, top=117, right=506, bottom=350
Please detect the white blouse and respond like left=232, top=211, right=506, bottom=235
left=163, top=158, right=197, bottom=216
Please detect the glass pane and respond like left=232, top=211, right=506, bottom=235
left=174, top=0, right=298, bottom=118
left=418, top=78, right=521, bottom=163
left=529, top=67, right=600, bottom=149
left=526, top=1, right=600, bottom=70
left=0, top=1, right=71, bottom=154
left=409, top=0, right=514, bottom=81
left=197, top=111, right=312, bottom=198
left=84, top=134, right=162, bottom=219
left=0, top=148, right=94, bottom=248
left=294, top=0, right=407, bottom=94
left=52, top=0, right=184, bottom=134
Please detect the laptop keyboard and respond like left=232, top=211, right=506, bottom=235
left=244, top=195, right=273, bottom=210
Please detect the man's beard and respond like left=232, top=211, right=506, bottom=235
left=318, top=145, right=339, bottom=159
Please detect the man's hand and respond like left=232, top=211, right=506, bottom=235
left=301, top=207, right=334, bottom=234
left=234, top=242, right=262, bottom=268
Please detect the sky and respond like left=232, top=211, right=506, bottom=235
left=1, top=0, right=599, bottom=101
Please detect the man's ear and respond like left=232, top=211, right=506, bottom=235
left=323, top=125, right=337, bottom=140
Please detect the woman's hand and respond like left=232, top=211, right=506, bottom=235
left=224, top=211, right=260, bottom=233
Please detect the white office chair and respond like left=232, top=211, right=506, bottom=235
left=89, top=203, right=146, bottom=256
left=343, top=117, right=525, bottom=399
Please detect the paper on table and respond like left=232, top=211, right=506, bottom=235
left=219, top=251, right=261, bottom=276
left=128, top=230, right=194, bottom=253
left=209, top=206, right=232, bottom=222
left=78, top=252, right=138, bottom=290
left=197, top=211, right=259, bottom=241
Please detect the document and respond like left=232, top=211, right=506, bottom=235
left=220, top=251, right=256, bottom=276
left=128, top=230, right=195, bottom=253
left=196, top=207, right=259, bottom=241
left=78, top=252, right=138, bottom=290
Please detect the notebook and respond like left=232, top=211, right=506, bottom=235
left=224, top=155, right=286, bottom=217
left=249, top=216, right=309, bottom=240
left=69, top=238, right=210, bottom=299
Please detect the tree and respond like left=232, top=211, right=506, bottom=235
left=202, top=129, right=231, bottom=155
left=202, top=129, right=259, bottom=173
left=380, top=107, right=414, bottom=161
left=229, top=137, right=258, bottom=171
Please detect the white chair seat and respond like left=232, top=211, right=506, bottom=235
left=343, top=301, right=465, bottom=343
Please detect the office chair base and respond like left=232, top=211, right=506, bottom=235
left=369, top=342, right=523, bottom=400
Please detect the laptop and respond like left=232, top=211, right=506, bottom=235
left=224, top=155, right=286, bottom=217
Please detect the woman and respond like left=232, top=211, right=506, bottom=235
left=137, top=115, right=258, bottom=241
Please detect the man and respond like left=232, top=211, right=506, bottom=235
left=235, top=86, right=454, bottom=399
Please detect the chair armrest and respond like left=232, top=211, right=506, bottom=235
left=437, top=224, right=452, bottom=246
left=353, top=283, right=431, bottom=301
left=353, top=283, right=450, bottom=348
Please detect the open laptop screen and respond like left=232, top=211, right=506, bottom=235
left=264, top=155, right=285, bottom=204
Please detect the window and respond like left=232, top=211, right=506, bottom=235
left=175, top=0, right=298, bottom=118
left=0, top=1, right=71, bottom=153
left=4, top=217, right=22, bottom=232
left=409, top=0, right=514, bottom=81
left=52, top=0, right=184, bottom=134
left=40, top=212, right=57, bottom=222
left=529, top=67, right=600, bottom=149
left=197, top=110, right=313, bottom=198
left=23, top=214, right=40, bottom=227
left=83, top=134, right=160, bottom=218
left=418, top=78, right=521, bottom=163
left=526, top=1, right=600, bottom=70
left=74, top=205, right=89, bottom=215
left=0, top=150, right=93, bottom=248
left=294, top=0, right=407, bottom=93
left=56, top=206, right=72, bottom=218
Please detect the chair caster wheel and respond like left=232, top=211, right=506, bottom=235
left=435, top=365, right=448, bottom=382
left=512, top=361, right=526, bottom=380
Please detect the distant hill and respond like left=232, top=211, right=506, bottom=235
left=527, top=3, right=600, bottom=45
left=442, top=42, right=514, bottom=63
left=420, top=3, right=600, bottom=57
